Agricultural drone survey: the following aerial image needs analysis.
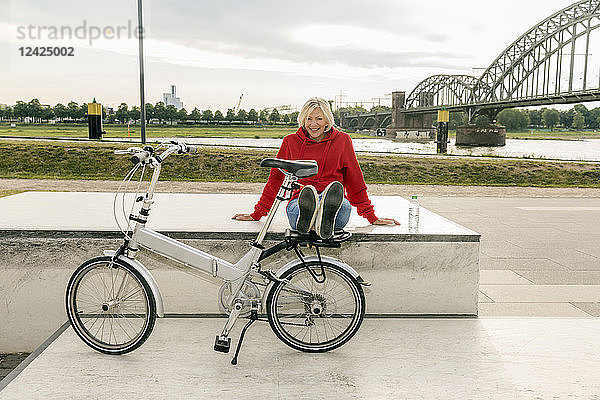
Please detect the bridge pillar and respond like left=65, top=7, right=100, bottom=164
left=456, top=124, right=506, bottom=146
left=390, top=91, right=406, bottom=127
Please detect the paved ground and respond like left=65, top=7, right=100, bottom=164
left=1, top=180, right=599, bottom=397
left=1, top=318, right=600, bottom=399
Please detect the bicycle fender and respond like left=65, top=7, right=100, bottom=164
left=261, top=256, right=366, bottom=311
left=103, top=250, right=165, bottom=318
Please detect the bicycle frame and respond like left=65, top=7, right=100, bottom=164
left=123, top=159, right=297, bottom=298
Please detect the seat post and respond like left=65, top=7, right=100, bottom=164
left=254, top=173, right=294, bottom=245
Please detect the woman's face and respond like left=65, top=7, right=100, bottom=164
left=304, top=107, right=327, bottom=140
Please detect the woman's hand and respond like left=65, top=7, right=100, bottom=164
left=372, top=217, right=401, bottom=225
left=232, top=213, right=256, bottom=221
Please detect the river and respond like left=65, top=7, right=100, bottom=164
left=156, top=137, right=600, bottom=162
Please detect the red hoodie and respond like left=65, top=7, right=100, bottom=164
left=250, top=126, right=378, bottom=223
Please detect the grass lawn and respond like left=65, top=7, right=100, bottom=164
left=0, top=123, right=373, bottom=140
left=1, top=140, right=599, bottom=187
left=0, top=190, right=24, bottom=198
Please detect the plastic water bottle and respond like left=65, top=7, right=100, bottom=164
left=408, top=195, right=419, bottom=232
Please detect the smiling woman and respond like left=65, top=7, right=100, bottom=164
left=232, top=97, right=400, bottom=233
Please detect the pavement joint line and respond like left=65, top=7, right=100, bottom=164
left=0, top=321, right=69, bottom=393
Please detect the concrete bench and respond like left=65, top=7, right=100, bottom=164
left=0, top=192, right=480, bottom=352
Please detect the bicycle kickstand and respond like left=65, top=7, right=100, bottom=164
left=231, top=310, right=258, bottom=366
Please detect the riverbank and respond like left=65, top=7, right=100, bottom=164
left=1, top=140, right=600, bottom=188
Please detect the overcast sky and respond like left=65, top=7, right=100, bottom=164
left=1, top=0, right=598, bottom=111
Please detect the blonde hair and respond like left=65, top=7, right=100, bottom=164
left=297, top=97, right=335, bottom=132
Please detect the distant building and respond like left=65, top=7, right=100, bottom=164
left=163, top=85, right=183, bottom=110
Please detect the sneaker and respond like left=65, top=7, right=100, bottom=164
left=296, top=185, right=318, bottom=234
left=314, top=181, right=344, bottom=239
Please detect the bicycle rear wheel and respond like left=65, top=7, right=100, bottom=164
left=65, top=256, right=156, bottom=355
left=266, top=260, right=365, bottom=352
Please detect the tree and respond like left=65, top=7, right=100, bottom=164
left=340, top=105, right=367, bottom=115
left=190, top=108, right=202, bottom=123
left=202, top=109, right=213, bottom=122
left=14, top=101, right=27, bottom=121
left=213, top=110, right=224, bottom=122
left=589, top=107, right=600, bottom=129
left=41, top=106, right=55, bottom=122
left=542, top=108, right=560, bottom=130
left=269, top=109, right=281, bottom=123
left=573, top=104, right=589, bottom=126
left=129, top=106, right=140, bottom=123
left=79, top=103, right=88, bottom=121
left=247, top=109, right=258, bottom=122
left=107, top=115, right=116, bottom=124
left=226, top=108, right=236, bottom=121
left=497, top=109, right=529, bottom=131
left=237, top=109, right=248, bottom=121
left=370, top=105, right=391, bottom=113
left=144, top=103, right=155, bottom=123
left=560, top=109, right=574, bottom=129
left=177, top=108, right=188, bottom=122
left=154, top=102, right=166, bottom=123
left=66, top=101, right=79, bottom=121
left=528, top=109, right=542, bottom=127
left=53, top=103, right=68, bottom=121
left=258, top=110, right=267, bottom=122
left=448, top=111, right=468, bottom=130
left=27, top=99, right=43, bottom=122
left=282, top=113, right=290, bottom=123
left=0, top=106, right=12, bottom=121
left=165, top=105, right=178, bottom=124
left=289, top=111, right=299, bottom=125
left=115, top=103, right=129, bottom=123
left=572, top=111, right=585, bottom=130
left=105, top=106, right=116, bottom=123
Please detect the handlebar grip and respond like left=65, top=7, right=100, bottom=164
left=131, top=151, right=150, bottom=165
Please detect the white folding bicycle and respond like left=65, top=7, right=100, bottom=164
left=65, top=141, right=368, bottom=365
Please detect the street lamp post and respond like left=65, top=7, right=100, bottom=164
left=137, top=0, right=147, bottom=144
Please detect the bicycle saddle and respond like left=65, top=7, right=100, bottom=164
left=260, top=158, right=318, bottom=178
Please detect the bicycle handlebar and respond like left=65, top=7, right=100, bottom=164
left=114, top=142, right=197, bottom=164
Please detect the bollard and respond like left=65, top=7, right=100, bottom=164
left=436, top=109, right=449, bottom=154
left=87, top=99, right=104, bottom=140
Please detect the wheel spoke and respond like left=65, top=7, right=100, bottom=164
left=268, top=261, right=364, bottom=351
left=67, top=258, right=156, bottom=354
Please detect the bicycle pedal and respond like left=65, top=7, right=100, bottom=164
left=214, top=335, right=231, bottom=353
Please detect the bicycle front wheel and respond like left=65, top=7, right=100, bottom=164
left=266, top=260, right=365, bottom=353
left=65, top=256, right=156, bottom=355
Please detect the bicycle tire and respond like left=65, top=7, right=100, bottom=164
left=266, top=260, right=365, bottom=353
left=65, top=256, right=156, bottom=355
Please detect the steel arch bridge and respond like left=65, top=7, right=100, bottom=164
left=405, top=0, right=600, bottom=119
left=342, top=0, right=600, bottom=129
